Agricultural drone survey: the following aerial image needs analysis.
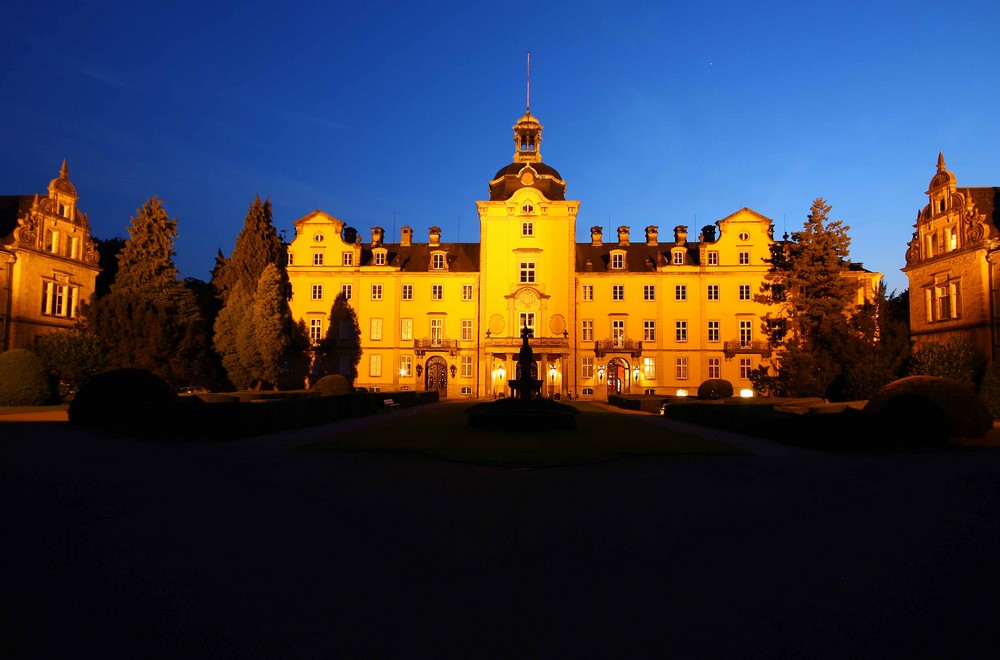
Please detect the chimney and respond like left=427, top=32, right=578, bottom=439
left=370, top=226, right=384, bottom=247
left=617, top=226, right=630, bottom=246
left=429, top=225, right=441, bottom=246
left=645, top=225, right=658, bottom=246
left=674, top=225, right=688, bottom=245
left=400, top=225, right=413, bottom=247
left=590, top=225, right=603, bottom=247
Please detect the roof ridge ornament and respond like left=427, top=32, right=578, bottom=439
left=60, top=158, right=68, bottom=179
left=937, top=151, right=946, bottom=172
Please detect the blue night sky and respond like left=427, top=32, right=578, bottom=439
left=3, top=0, right=998, bottom=293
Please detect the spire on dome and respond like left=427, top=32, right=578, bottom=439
left=937, top=151, right=946, bottom=172
left=513, top=52, right=542, bottom=164
left=60, top=159, right=68, bottom=179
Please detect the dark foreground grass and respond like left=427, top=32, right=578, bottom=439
left=304, top=400, right=741, bottom=466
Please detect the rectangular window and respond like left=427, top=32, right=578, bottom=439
left=53, top=284, right=66, bottom=316
left=612, top=320, right=625, bottom=344
left=522, top=221, right=534, bottom=237
left=582, top=320, right=594, bottom=342
left=430, top=319, right=443, bottom=344
left=708, top=357, right=721, bottom=379
left=462, top=284, right=473, bottom=301
left=676, top=357, right=689, bottom=380
left=374, top=252, right=386, bottom=266
left=341, top=284, right=352, bottom=300
left=342, top=252, right=354, bottom=266
left=611, top=253, right=624, bottom=269
left=675, top=320, right=688, bottom=342
left=432, top=253, right=445, bottom=269
left=643, top=357, right=656, bottom=379
left=520, top=262, right=536, bottom=283
left=309, top=319, right=323, bottom=343
left=672, top=251, right=684, bottom=265
left=432, top=284, right=443, bottom=300
left=400, top=318, right=413, bottom=341
left=402, top=284, right=413, bottom=300
left=675, top=285, right=686, bottom=301
left=370, top=318, right=383, bottom=341
left=708, top=320, right=720, bottom=343
left=461, top=355, right=473, bottom=378
left=643, top=285, right=655, bottom=301
left=399, top=355, right=413, bottom=378
left=371, top=284, right=383, bottom=300
left=68, top=236, right=79, bottom=260
left=311, top=284, right=323, bottom=300
left=369, top=354, right=382, bottom=377
left=612, top=285, right=624, bottom=301
left=461, top=319, right=473, bottom=341
left=739, top=284, right=751, bottom=301
left=707, top=251, right=719, bottom=266
left=287, top=251, right=293, bottom=266
left=582, top=357, right=594, bottom=379
left=643, top=320, right=656, bottom=341
left=740, top=357, right=752, bottom=379
left=739, top=320, right=753, bottom=346
left=44, top=229, right=58, bottom=253
left=707, top=284, right=719, bottom=301
left=519, top=312, right=535, bottom=332
left=739, top=250, right=750, bottom=265
left=313, top=252, right=324, bottom=266
left=582, top=285, right=594, bottom=301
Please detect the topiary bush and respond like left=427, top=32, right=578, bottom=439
left=69, top=368, right=178, bottom=426
left=864, top=376, right=993, bottom=443
left=313, top=374, right=352, bottom=396
left=698, top=379, right=734, bottom=400
left=0, top=349, right=55, bottom=406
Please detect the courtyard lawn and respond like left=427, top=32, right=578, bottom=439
left=305, top=400, right=742, bottom=466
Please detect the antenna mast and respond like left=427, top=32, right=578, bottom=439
left=526, top=50, right=531, bottom=113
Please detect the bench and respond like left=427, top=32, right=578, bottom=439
left=383, top=399, right=400, bottom=410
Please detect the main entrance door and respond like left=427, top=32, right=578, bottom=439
left=607, top=358, right=628, bottom=396
left=425, top=356, right=448, bottom=397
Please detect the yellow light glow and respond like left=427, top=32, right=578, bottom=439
left=676, top=389, right=688, bottom=397
left=740, top=388, right=754, bottom=397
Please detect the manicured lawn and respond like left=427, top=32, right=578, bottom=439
left=305, top=400, right=742, bottom=466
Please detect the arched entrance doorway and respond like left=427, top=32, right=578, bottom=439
left=425, top=356, right=448, bottom=397
left=606, top=358, right=629, bottom=396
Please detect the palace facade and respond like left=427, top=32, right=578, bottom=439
left=903, top=153, right=1000, bottom=360
left=287, top=111, right=879, bottom=399
left=0, top=161, right=100, bottom=352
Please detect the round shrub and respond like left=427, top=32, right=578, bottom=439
left=864, top=376, right=993, bottom=443
left=698, top=379, right=734, bottom=400
left=313, top=374, right=352, bottom=396
left=0, top=349, right=54, bottom=406
left=69, top=368, right=177, bottom=426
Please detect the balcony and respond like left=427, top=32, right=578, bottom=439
left=723, top=340, right=772, bottom=358
left=594, top=338, right=643, bottom=358
left=413, top=337, right=458, bottom=356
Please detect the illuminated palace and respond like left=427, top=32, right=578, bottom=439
left=287, top=110, right=880, bottom=399
left=0, top=161, right=100, bottom=352
left=904, top=153, right=1000, bottom=360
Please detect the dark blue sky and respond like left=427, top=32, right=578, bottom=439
left=3, top=0, right=998, bottom=292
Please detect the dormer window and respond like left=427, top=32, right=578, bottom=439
left=611, top=253, right=625, bottom=269
left=672, top=251, right=684, bottom=265
left=374, top=250, right=387, bottom=266
left=432, top=253, right=445, bottom=270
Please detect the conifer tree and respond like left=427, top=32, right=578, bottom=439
left=252, top=264, right=292, bottom=388
left=213, top=288, right=254, bottom=389
left=214, top=195, right=284, bottom=300
left=316, top=292, right=361, bottom=383
left=113, top=196, right=179, bottom=293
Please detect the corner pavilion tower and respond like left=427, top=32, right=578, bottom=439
left=284, top=108, right=880, bottom=399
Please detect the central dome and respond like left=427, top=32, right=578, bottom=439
left=489, top=162, right=566, bottom=201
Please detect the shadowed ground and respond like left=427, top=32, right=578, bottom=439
left=3, top=402, right=999, bottom=658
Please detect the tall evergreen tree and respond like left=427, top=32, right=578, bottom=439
left=213, top=288, right=254, bottom=389
left=252, top=264, right=293, bottom=388
left=213, top=195, right=284, bottom=300
left=315, top=292, right=362, bottom=383
left=113, top=196, right=179, bottom=293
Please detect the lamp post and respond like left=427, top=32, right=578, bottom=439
left=633, top=366, right=641, bottom=394
left=549, top=363, right=556, bottom=398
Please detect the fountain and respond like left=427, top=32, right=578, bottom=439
left=466, top=325, right=579, bottom=431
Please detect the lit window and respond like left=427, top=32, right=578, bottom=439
left=374, top=252, right=386, bottom=266
left=430, top=319, right=443, bottom=344
left=400, top=318, right=413, bottom=341
left=462, top=319, right=473, bottom=341
left=675, top=357, right=689, bottom=380
left=675, top=285, right=686, bottom=301
left=370, top=318, right=383, bottom=341
left=708, top=321, right=720, bottom=343
left=612, top=285, right=624, bottom=301
left=582, top=320, right=594, bottom=342
left=707, top=251, right=719, bottom=266
left=41, top=282, right=77, bottom=318
left=371, top=284, right=383, bottom=300
left=461, top=356, right=473, bottom=377
left=44, top=229, right=58, bottom=254
left=707, top=284, right=719, bottom=301
left=643, top=320, right=656, bottom=341
left=582, top=357, right=594, bottom=379
left=739, top=284, right=751, bottom=301
left=740, top=357, right=752, bottom=379
left=402, top=284, right=413, bottom=300
left=643, top=357, right=656, bottom=379
left=522, top=221, right=534, bottom=237
left=432, top=284, right=443, bottom=300
left=643, top=285, right=655, bottom=301
left=342, top=252, right=354, bottom=266
left=612, top=320, right=625, bottom=344
left=341, top=284, right=352, bottom=300
left=582, top=388, right=594, bottom=397
left=675, top=321, right=687, bottom=342
left=520, top=262, right=536, bottom=283
left=432, top=253, right=445, bottom=270
left=313, top=252, right=324, bottom=266
left=672, top=251, right=684, bottom=265
left=369, top=354, right=382, bottom=377
left=309, top=319, right=323, bottom=343
left=582, top=285, right=594, bottom=301
left=611, top=253, right=624, bottom=269
left=739, top=251, right=750, bottom=265
left=400, top=355, right=413, bottom=377
left=311, top=284, right=323, bottom=300
left=708, top=357, right=721, bottom=379
left=462, top=284, right=473, bottom=300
